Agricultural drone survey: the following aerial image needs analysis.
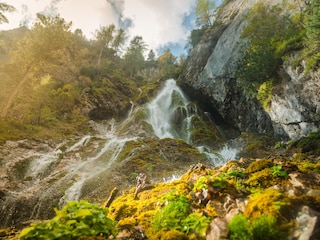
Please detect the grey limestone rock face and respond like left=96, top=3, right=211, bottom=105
left=180, top=0, right=274, bottom=136
left=180, top=0, right=319, bottom=140
left=268, top=60, right=320, bottom=140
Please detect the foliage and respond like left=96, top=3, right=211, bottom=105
left=229, top=214, right=284, bottom=240
left=296, top=129, right=320, bottom=153
left=153, top=191, right=190, bottom=232
left=237, top=45, right=278, bottom=97
left=303, top=0, right=320, bottom=70
left=270, top=165, right=287, bottom=178
left=20, top=200, right=117, bottom=239
left=153, top=191, right=210, bottom=238
left=195, top=0, right=216, bottom=27
left=257, top=79, right=273, bottom=110
left=245, top=188, right=290, bottom=219
left=227, top=169, right=245, bottom=178
left=193, top=173, right=227, bottom=192
left=181, top=212, right=211, bottom=237
left=236, top=2, right=303, bottom=96
left=193, top=176, right=210, bottom=191
left=228, top=214, right=253, bottom=240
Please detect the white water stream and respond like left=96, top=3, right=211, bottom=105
left=147, top=79, right=192, bottom=143
left=58, top=122, right=137, bottom=207
left=147, top=79, right=239, bottom=165
left=1, top=78, right=241, bottom=227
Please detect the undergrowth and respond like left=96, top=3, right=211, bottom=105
left=19, top=200, right=117, bottom=239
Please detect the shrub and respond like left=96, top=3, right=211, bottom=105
left=153, top=191, right=190, bottom=232
left=181, top=212, right=211, bottom=237
left=153, top=191, right=210, bottom=238
left=236, top=2, right=303, bottom=96
left=229, top=214, right=285, bottom=240
left=270, top=165, right=287, bottom=178
left=20, top=200, right=117, bottom=239
left=228, top=214, right=252, bottom=240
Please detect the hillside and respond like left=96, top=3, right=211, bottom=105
left=0, top=0, right=319, bottom=239
left=1, top=130, right=319, bottom=239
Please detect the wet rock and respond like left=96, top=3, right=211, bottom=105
left=289, top=172, right=320, bottom=190
left=290, top=206, right=320, bottom=240
left=206, top=218, right=228, bottom=240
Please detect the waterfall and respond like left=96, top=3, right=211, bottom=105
left=147, top=79, right=239, bottom=165
left=147, top=79, right=193, bottom=143
left=1, top=78, right=241, bottom=228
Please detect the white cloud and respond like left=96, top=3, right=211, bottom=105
left=1, top=0, right=196, bottom=55
left=123, top=0, right=195, bottom=53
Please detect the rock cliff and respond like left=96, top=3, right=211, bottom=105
left=269, top=59, right=320, bottom=140
left=180, top=0, right=319, bottom=140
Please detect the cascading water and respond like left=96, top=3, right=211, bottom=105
left=0, top=78, right=239, bottom=228
left=58, top=122, right=137, bottom=207
left=147, top=79, right=239, bottom=165
left=147, top=79, right=193, bottom=143
left=0, top=119, right=138, bottom=227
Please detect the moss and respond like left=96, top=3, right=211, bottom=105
left=299, top=162, right=320, bottom=173
left=108, top=180, right=191, bottom=236
left=189, top=114, right=222, bottom=146
left=154, top=230, right=188, bottom=240
left=257, top=79, right=273, bottom=110
left=246, top=159, right=273, bottom=174
left=245, top=188, right=291, bottom=219
left=246, top=168, right=277, bottom=188
left=295, top=129, right=320, bottom=153
left=239, top=132, right=274, bottom=158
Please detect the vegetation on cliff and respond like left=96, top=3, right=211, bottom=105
left=236, top=0, right=319, bottom=105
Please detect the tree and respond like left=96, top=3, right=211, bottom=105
left=147, top=49, right=156, bottom=62
left=95, top=24, right=116, bottom=67
left=157, top=49, right=177, bottom=79
left=2, top=14, right=82, bottom=119
left=195, top=0, right=216, bottom=27
left=236, top=2, right=302, bottom=96
left=188, top=28, right=207, bottom=50
left=146, top=49, right=157, bottom=69
left=0, top=2, right=15, bottom=24
left=112, top=28, right=126, bottom=55
left=303, top=0, right=320, bottom=69
left=123, top=36, right=147, bottom=78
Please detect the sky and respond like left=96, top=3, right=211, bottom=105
left=0, top=0, right=198, bottom=56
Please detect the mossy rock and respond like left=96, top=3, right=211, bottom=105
left=245, top=159, right=273, bottom=174
left=293, top=129, right=320, bottom=154
left=154, top=230, right=189, bottom=240
left=245, top=188, right=291, bottom=220
left=245, top=168, right=277, bottom=188
left=238, top=132, right=274, bottom=158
